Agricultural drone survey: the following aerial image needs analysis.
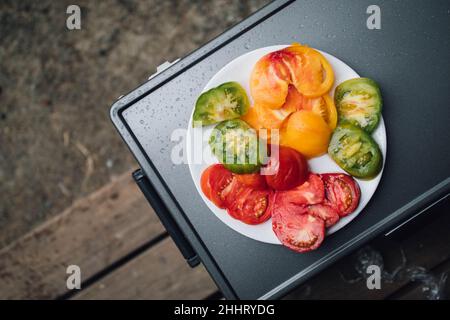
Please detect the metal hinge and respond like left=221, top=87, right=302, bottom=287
left=148, top=59, right=180, bottom=80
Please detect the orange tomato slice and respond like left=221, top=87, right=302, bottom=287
left=250, top=43, right=335, bottom=111
left=242, top=86, right=299, bottom=129
left=250, top=50, right=295, bottom=109
left=283, top=85, right=308, bottom=111
left=281, top=85, right=337, bottom=130
left=241, top=105, right=261, bottom=130
left=285, top=44, right=335, bottom=98
left=301, top=94, right=338, bottom=130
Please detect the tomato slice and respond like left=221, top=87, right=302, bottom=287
left=200, top=165, right=213, bottom=200
left=264, top=145, right=309, bottom=191
left=222, top=176, right=244, bottom=205
left=240, top=189, right=273, bottom=224
left=201, top=164, right=233, bottom=209
left=235, top=173, right=268, bottom=189
left=321, top=94, right=338, bottom=130
left=272, top=203, right=325, bottom=252
left=308, top=204, right=340, bottom=228
left=249, top=44, right=334, bottom=109
left=300, top=94, right=338, bottom=130
left=320, top=173, right=361, bottom=217
left=286, top=44, right=335, bottom=98
left=277, top=173, right=324, bottom=205
left=224, top=178, right=273, bottom=224
left=250, top=50, right=292, bottom=109
left=281, top=85, right=305, bottom=112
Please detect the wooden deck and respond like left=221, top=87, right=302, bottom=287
left=0, top=170, right=448, bottom=300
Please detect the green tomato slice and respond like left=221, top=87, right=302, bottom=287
left=209, top=119, right=265, bottom=174
left=334, top=78, right=382, bottom=133
left=328, top=122, right=382, bottom=179
left=193, top=82, right=250, bottom=127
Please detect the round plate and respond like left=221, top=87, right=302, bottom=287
left=187, top=45, right=386, bottom=244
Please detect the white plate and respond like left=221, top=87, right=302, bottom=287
left=187, top=45, right=386, bottom=244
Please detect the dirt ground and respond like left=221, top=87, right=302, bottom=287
left=0, top=0, right=269, bottom=248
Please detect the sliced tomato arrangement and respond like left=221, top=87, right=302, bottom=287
left=321, top=173, right=361, bottom=217
left=201, top=147, right=362, bottom=255
left=194, top=42, right=383, bottom=254
left=201, top=160, right=361, bottom=252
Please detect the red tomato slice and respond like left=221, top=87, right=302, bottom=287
left=277, top=173, right=324, bottom=205
left=235, top=173, right=268, bottom=189
left=270, top=192, right=325, bottom=252
left=222, top=177, right=245, bottom=206
left=201, top=164, right=233, bottom=209
left=308, top=204, right=340, bottom=228
left=224, top=177, right=273, bottom=225
left=269, top=191, right=307, bottom=216
left=200, top=165, right=214, bottom=199
left=320, top=173, right=361, bottom=217
left=240, top=189, right=273, bottom=224
left=272, top=205, right=325, bottom=253
left=264, top=145, right=309, bottom=191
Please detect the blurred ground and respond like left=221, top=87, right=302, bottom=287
left=0, top=0, right=270, bottom=247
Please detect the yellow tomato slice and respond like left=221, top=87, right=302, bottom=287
left=321, top=94, right=338, bottom=130
left=280, top=110, right=331, bottom=158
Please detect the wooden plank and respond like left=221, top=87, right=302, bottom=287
left=72, top=237, right=218, bottom=300
left=0, top=171, right=165, bottom=299
left=285, top=205, right=450, bottom=300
